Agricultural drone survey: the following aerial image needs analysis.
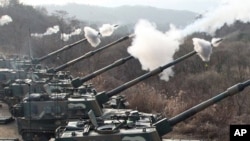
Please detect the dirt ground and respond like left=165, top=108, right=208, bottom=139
left=0, top=121, right=22, bottom=140
left=0, top=101, right=22, bottom=140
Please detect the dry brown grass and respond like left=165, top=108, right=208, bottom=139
left=101, top=77, right=250, bottom=141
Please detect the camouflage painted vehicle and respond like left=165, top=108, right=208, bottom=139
left=12, top=91, right=160, bottom=141
left=0, top=35, right=97, bottom=106
left=4, top=77, right=96, bottom=108
left=0, top=54, right=33, bottom=70
left=4, top=53, right=133, bottom=109
left=8, top=34, right=135, bottom=106
left=0, top=58, right=15, bottom=69
left=11, top=48, right=201, bottom=141
left=55, top=80, right=250, bottom=141
left=0, top=69, right=27, bottom=100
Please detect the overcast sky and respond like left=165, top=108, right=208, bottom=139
left=19, top=0, right=224, bottom=13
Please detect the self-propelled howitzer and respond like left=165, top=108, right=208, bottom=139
left=49, top=50, right=198, bottom=118
left=22, top=50, right=198, bottom=121
left=0, top=54, right=34, bottom=70
left=55, top=80, right=250, bottom=141
left=12, top=84, right=157, bottom=141
left=12, top=43, right=215, bottom=141
left=22, top=49, right=196, bottom=121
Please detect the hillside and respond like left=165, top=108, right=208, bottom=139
left=44, top=4, right=197, bottom=28
left=1, top=1, right=250, bottom=141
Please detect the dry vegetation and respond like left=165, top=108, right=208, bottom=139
left=87, top=28, right=250, bottom=141
left=1, top=1, right=250, bottom=141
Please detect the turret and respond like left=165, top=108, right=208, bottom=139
left=72, top=55, right=134, bottom=88
left=17, top=46, right=216, bottom=120
left=47, top=34, right=134, bottom=73
left=67, top=50, right=198, bottom=116
left=32, top=38, right=87, bottom=64
left=54, top=79, right=250, bottom=141
left=42, top=50, right=197, bottom=117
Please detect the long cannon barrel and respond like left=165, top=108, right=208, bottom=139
left=47, top=35, right=133, bottom=73
left=153, top=79, right=250, bottom=137
left=71, top=55, right=134, bottom=88
left=33, top=38, right=87, bottom=63
left=95, top=50, right=197, bottom=105
left=107, top=50, right=196, bottom=97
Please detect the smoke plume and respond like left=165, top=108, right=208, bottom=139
left=182, top=0, right=250, bottom=36
left=31, top=25, right=60, bottom=38
left=193, top=37, right=223, bottom=62
left=84, top=26, right=101, bottom=47
left=0, top=15, right=12, bottom=26
left=84, top=24, right=118, bottom=47
left=193, top=38, right=212, bottom=62
left=128, top=0, right=249, bottom=81
left=61, top=28, right=82, bottom=41
left=128, top=20, right=179, bottom=81
left=99, top=24, right=118, bottom=37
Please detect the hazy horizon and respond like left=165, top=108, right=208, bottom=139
left=19, top=0, right=223, bottom=13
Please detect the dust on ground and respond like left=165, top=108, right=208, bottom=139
left=0, top=100, right=22, bottom=140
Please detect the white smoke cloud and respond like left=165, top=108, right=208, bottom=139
left=193, top=38, right=212, bottom=62
left=193, top=37, right=223, bottom=62
left=84, top=24, right=119, bottom=47
left=99, top=24, right=118, bottom=37
left=211, top=38, right=223, bottom=47
left=84, top=26, right=101, bottom=47
left=31, top=25, right=60, bottom=38
left=61, top=28, right=82, bottom=41
left=128, top=0, right=248, bottom=81
left=0, top=0, right=9, bottom=7
left=128, top=20, right=179, bottom=81
left=0, top=15, right=12, bottom=26
left=182, top=0, right=250, bottom=36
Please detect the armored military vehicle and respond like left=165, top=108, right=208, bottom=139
left=3, top=34, right=133, bottom=108
left=0, top=54, right=32, bottom=70
left=0, top=37, right=85, bottom=102
left=13, top=91, right=160, bottom=141
left=0, top=34, right=94, bottom=106
left=11, top=40, right=216, bottom=141
left=55, top=80, right=250, bottom=141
